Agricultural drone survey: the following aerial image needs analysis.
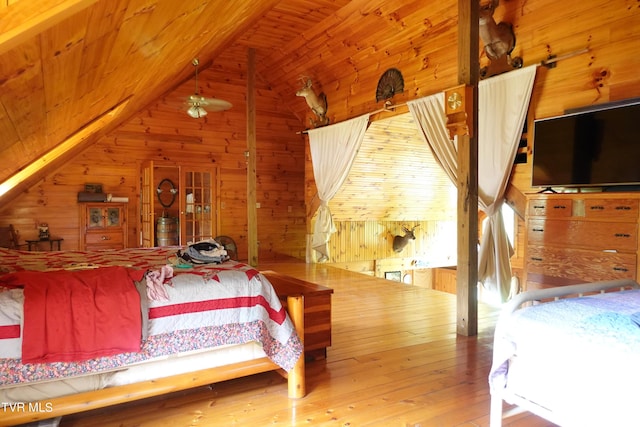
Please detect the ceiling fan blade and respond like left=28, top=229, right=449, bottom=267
left=198, top=97, right=232, bottom=111
left=184, top=95, right=232, bottom=111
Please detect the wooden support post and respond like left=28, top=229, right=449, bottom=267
left=452, top=0, right=479, bottom=337
left=287, top=295, right=306, bottom=398
left=247, top=48, right=258, bottom=267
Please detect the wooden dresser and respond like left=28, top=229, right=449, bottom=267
left=524, top=193, right=639, bottom=291
left=79, top=202, right=128, bottom=250
left=261, top=270, right=333, bottom=360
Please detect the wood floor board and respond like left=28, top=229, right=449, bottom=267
left=59, top=262, right=556, bottom=427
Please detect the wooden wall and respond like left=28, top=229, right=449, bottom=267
left=301, top=0, right=640, bottom=275
left=0, top=46, right=307, bottom=262
left=1, top=0, right=638, bottom=274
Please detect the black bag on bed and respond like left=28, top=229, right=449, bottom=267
left=177, top=240, right=229, bottom=264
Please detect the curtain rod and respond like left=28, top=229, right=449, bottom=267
left=297, top=100, right=408, bottom=134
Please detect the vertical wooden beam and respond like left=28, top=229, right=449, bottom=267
left=455, top=0, right=479, bottom=336
left=247, top=48, right=258, bottom=266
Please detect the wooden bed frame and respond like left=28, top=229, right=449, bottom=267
left=2, top=291, right=307, bottom=426
left=489, top=278, right=640, bottom=427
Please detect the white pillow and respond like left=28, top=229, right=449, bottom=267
left=0, top=289, right=23, bottom=359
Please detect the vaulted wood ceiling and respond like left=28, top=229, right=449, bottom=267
left=1, top=0, right=458, bottom=203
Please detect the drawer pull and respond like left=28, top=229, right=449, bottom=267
left=552, top=205, right=567, bottom=209
left=532, top=205, right=545, bottom=209
left=614, top=233, right=631, bottom=238
left=532, top=228, right=544, bottom=232
left=101, top=236, right=111, bottom=240
left=613, top=267, right=629, bottom=272
left=590, top=205, right=605, bottom=210
left=530, top=257, right=543, bottom=261
left=615, top=206, right=631, bottom=210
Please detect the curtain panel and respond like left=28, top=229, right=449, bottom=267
left=408, top=66, right=537, bottom=302
left=307, top=114, right=370, bottom=261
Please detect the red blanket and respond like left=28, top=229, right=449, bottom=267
left=0, top=266, right=142, bottom=363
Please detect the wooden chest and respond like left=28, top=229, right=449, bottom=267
left=261, top=270, right=333, bottom=360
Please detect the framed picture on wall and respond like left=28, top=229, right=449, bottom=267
left=384, top=271, right=401, bottom=282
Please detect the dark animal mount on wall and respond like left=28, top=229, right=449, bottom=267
left=479, top=0, right=523, bottom=78
left=392, top=225, right=418, bottom=253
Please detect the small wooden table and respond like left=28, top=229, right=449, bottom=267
left=26, top=237, right=64, bottom=251
left=261, top=270, right=334, bottom=360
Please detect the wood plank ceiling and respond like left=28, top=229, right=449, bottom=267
left=0, top=0, right=459, bottom=210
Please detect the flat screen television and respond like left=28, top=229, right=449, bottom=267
left=531, top=99, right=640, bottom=189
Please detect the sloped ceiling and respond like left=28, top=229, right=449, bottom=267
left=2, top=0, right=469, bottom=209
left=1, top=0, right=363, bottom=201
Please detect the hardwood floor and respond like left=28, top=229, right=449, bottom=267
left=60, top=263, right=555, bottom=427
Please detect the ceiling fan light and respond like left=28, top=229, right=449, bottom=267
left=187, top=105, right=207, bottom=118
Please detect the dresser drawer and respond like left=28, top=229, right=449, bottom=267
left=528, top=198, right=572, bottom=217
left=582, top=198, right=639, bottom=221
left=85, top=231, right=124, bottom=246
left=527, top=219, right=638, bottom=251
left=526, top=245, right=636, bottom=283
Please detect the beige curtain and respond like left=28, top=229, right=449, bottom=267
left=307, top=114, right=370, bottom=262
left=408, top=65, right=537, bottom=302
left=477, top=66, right=537, bottom=303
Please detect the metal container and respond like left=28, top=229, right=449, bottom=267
left=156, top=217, right=178, bottom=246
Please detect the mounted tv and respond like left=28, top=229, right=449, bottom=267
left=531, top=99, right=640, bottom=190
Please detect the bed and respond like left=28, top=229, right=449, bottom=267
left=488, top=278, right=640, bottom=427
left=0, top=247, right=305, bottom=426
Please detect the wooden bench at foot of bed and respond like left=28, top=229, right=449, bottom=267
left=1, top=294, right=306, bottom=427
left=262, top=270, right=334, bottom=361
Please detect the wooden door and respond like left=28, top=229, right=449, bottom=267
left=140, top=161, right=155, bottom=247
left=181, top=168, right=217, bottom=245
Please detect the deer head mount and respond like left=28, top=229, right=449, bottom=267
left=296, top=78, right=330, bottom=128
left=392, top=225, right=418, bottom=253
left=479, top=0, right=523, bottom=78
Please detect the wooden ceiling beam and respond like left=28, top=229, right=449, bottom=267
left=0, top=97, right=130, bottom=200
left=0, top=0, right=98, bottom=56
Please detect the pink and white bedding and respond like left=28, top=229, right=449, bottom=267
left=489, top=281, right=640, bottom=427
left=0, top=247, right=302, bottom=392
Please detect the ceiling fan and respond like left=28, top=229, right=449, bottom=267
left=185, top=58, right=232, bottom=118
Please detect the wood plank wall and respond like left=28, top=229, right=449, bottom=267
left=300, top=0, right=639, bottom=275
left=1, top=0, right=638, bottom=274
left=0, top=45, right=307, bottom=262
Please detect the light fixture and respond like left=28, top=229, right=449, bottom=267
left=184, top=58, right=231, bottom=118
left=187, top=104, right=207, bottom=118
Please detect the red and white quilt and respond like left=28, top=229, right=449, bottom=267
left=0, top=247, right=302, bottom=387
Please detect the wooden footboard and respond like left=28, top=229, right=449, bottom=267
left=1, top=295, right=306, bottom=427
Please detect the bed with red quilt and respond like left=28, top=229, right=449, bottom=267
left=0, top=247, right=305, bottom=426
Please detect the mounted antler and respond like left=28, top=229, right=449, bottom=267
left=392, top=225, right=418, bottom=253
left=296, top=78, right=329, bottom=128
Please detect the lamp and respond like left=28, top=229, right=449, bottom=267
left=187, top=105, right=207, bottom=118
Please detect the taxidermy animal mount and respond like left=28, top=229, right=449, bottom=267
left=296, top=78, right=329, bottom=128
left=479, top=0, right=523, bottom=77
left=393, top=225, right=418, bottom=253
